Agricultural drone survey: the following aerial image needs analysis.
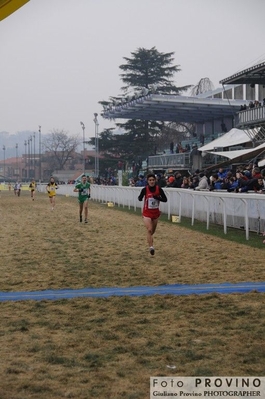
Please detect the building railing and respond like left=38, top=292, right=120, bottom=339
left=236, top=105, right=265, bottom=128
left=148, top=152, right=191, bottom=169
left=38, top=184, right=265, bottom=240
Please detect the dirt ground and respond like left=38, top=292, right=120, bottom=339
left=0, top=189, right=265, bottom=399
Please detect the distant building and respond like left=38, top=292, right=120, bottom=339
left=0, top=149, right=101, bottom=182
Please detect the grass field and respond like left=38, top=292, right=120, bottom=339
left=0, top=190, right=265, bottom=399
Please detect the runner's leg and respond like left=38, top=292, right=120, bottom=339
left=84, top=199, right=88, bottom=221
left=143, top=217, right=154, bottom=247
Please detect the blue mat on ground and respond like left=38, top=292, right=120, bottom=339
left=0, top=282, right=265, bottom=302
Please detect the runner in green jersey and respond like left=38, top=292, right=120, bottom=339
left=73, top=174, right=91, bottom=223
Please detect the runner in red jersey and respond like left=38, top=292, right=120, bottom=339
left=138, top=173, right=167, bottom=255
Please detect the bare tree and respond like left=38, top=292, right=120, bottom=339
left=42, top=129, right=80, bottom=170
left=153, top=122, right=195, bottom=152
left=190, top=77, right=214, bottom=96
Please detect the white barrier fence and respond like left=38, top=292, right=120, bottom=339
left=37, top=184, right=265, bottom=240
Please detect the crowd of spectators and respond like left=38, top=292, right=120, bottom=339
left=140, top=162, right=265, bottom=194
left=240, top=98, right=265, bottom=111
left=168, top=141, right=194, bottom=154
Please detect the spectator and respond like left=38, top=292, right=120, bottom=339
left=157, top=173, right=167, bottom=188
left=220, top=171, right=233, bottom=189
left=243, top=164, right=252, bottom=178
left=135, top=174, right=147, bottom=187
left=129, top=178, right=136, bottom=187
left=221, top=123, right=227, bottom=133
left=252, top=167, right=262, bottom=179
left=254, top=178, right=264, bottom=193
left=235, top=170, right=249, bottom=191
left=190, top=144, right=199, bottom=157
left=227, top=176, right=239, bottom=192
left=181, top=176, right=190, bottom=189
left=217, top=167, right=228, bottom=181
left=237, top=178, right=263, bottom=193
left=166, top=176, right=175, bottom=187
left=179, top=142, right=185, bottom=153
left=176, top=142, right=184, bottom=153
left=171, top=171, right=183, bottom=188
left=209, top=174, right=223, bottom=190
left=195, top=172, right=210, bottom=191
left=190, top=176, right=199, bottom=189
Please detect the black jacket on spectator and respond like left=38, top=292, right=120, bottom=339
left=171, top=176, right=183, bottom=188
left=238, top=178, right=263, bottom=192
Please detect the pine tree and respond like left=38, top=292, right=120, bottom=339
left=119, top=47, right=189, bottom=95
left=97, top=47, right=191, bottom=169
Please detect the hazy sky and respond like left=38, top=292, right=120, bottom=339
left=1, top=0, right=265, bottom=143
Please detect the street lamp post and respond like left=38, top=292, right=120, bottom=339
left=38, top=126, right=41, bottom=182
left=24, top=140, right=27, bottom=179
left=28, top=139, right=30, bottom=179
left=93, top=113, right=99, bottom=178
left=15, top=143, right=18, bottom=179
left=80, top=122, right=85, bottom=174
left=3, top=145, right=6, bottom=180
left=30, top=135, right=32, bottom=178
left=33, top=133, right=35, bottom=178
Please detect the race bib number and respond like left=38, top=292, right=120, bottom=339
left=148, top=198, right=159, bottom=209
left=50, top=187, right=55, bottom=192
left=82, top=189, right=88, bottom=195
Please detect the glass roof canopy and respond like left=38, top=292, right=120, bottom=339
left=102, top=94, right=245, bottom=124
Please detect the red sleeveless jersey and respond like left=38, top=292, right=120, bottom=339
left=142, top=185, right=161, bottom=219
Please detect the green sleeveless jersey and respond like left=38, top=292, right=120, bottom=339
left=75, top=181, right=90, bottom=202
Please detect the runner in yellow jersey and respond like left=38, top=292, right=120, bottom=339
left=46, top=176, right=58, bottom=210
left=29, top=179, right=36, bottom=200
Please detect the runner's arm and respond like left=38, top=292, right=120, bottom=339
left=138, top=187, right=146, bottom=201
left=153, top=187, right=167, bottom=202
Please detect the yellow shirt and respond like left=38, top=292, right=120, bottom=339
left=47, top=182, right=57, bottom=196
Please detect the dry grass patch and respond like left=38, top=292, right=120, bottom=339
left=0, top=190, right=264, bottom=292
left=0, top=190, right=265, bottom=398
left=0, top=294, right=265, bottom=398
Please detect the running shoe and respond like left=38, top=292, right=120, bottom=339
left=84, top=219, right=88, bottom=224
left=150, top=247, right=155, bottom=256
